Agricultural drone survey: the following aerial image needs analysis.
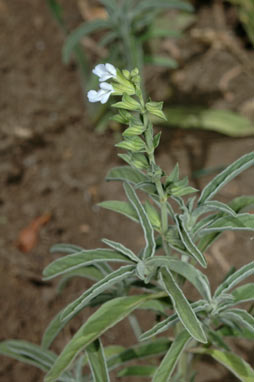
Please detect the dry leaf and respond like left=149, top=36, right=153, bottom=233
left=16, top=213, right=51, bottom=253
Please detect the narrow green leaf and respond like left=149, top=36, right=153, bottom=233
left=98, top=200, right=139, bottom=222
left=198, top=152, right=254, bottom=205
left=44, top=293, right=164, bottom=382
left=146, top=257, right=211, bottom=300
left=102, top=238, right=139, bottom=262
left=144, top=200, right=161, bottom=230
left=115, top=136, right=146, bottom=152
left=108, top=338, right=170, bottom=370
left=144, top=55, right=178, bottom=69
left=50, top=243, right=84, bottom=254
left=87, top=339, right=110, bottom=382
left=106, top=165, right=149, bottom=185
left=215, top=262, right=254, bottom=297
left=207, top=329, right=230, bottom=351
left=118, top=365, right=156, bottom=377
left=201, top=213, right=254, bottom=233
left=56, top=265, right=106, bottom=294
left=152, top=330, right=191, bottom=382
left=124, top=182, right=156, bottom=259
left=0, top=340, right=71, bottom=381
left=203, top=200, right=237, bottom=216
left=61, top=265, right=136, bottom=321
left=139, top=300, right=208, bottom=341
left=43, top=248, right=134, bottom=280
left=221, top=309, right=254, bottom=334
left=160, top=267, right=207, bottom=343
left=197, top=348, right=254, bottom=382
left=63, top=19, right=110, bottom=63
left=175, top=215, right=207, bottom=268
left=232, top=283, right=254, bottom=304
left=161, top=107, right=254, bottom=137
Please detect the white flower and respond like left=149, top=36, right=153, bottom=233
left=92, top=63, right=117, bottom=82
left=87, top=82, right=114, bottom=104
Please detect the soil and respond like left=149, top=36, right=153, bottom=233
left=0, top=1, right=254, bottom=382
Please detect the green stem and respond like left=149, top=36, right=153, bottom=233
left=141, top=109, right=170, bottom=255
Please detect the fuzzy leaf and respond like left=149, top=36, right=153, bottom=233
left=201, top=213, right=254, bottom=233
left=98, top=200, right=138, bottom=223
left=146, top=257, right=211, bottom=300
left=102, top=238, right=139, bottom=262
left=61, top=265, right=136, bottom=321
left=215, top=262, right=254, bottom=297
left=63, top=20, right=111, bottom=63
left=175, top=215, right=207, bottom=268
left=152, top=330, right=191, bottom=382
left=118, top=365, right=156, bottom=377
left=139, top=300, right=208, bottom=341
left=87, top=339, right=110, bottom=382
left=232, top=283, right=254, bottom=304
left=198, top=152, right=254, bottom=205
left=43, top=249, right=134, bottom=280
left=160, top=267, right=207, bottom=343
left=44, top=293, right=164, bottom=382
left=124, top=182, right=156, bottom=259
left=197, top=348, right=254, bottom=382
left=106, top=165, right=149, bottom=185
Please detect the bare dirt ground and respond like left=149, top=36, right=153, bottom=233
left=0, top=1, right=254, bottom=381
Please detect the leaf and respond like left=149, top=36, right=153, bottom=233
left=106, top=165, right=149, bottom=185
left=203, top=200, right=237, bottom=216
left=115, top=136, right=146, bottom=152
left=160, top=267, right=207, bottom=343
left=220, top=309, right=254, bottom=334
left=102, top=238, right=139, bottom=262
left=132, top=0, right=193, bottom=18
left=107, top=338, right=170, bottom=370
left=46, top=0, right=65, bottom=29
left=63, top=19, right=111, bottom=63
left=196, top=348, right=254, bottom=382
left=118, top=365, right=156, bottom=377
left=144, top=55, right=178, bottom=69
left=139, top=300, right=208, bottom=341
left=50, top=243, right=85, bottom=254
left=0, top=340, right=71, bottom=381
left=43, top=248, right=134, bottom=280
left=61, top=265, right=136, bottom=321
left=146, top=257, right=211, bottom=301
left=87, top=339, right=110, bottom=382
left=214, top=262, right=254, bottom=297
left=144, top=200, right=161, bottom=230
left=98, top=200, right=139, bottom=222
left=152, top=330, right=191, bottom=382
left=201, top=213, right=254, bottom=233
left=198, top=152, right=254, bottom=205
left=124, top=182, right=156, bottom=259
left=161, top=107, right=254, bottom=137
left=232, top=283, right=254, bottom=304
left=44, top=293, right=164, bottom=382
left=56, top=265, right=106, bottom=294
left=175, top=215, right=207, bottom=268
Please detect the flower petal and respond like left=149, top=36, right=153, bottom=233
left=100, top=82, right=114, bottom=91
left=92, top=64, right=105, bottom=78
left=105, top=63, right=116, bottom=77
left=87, top=90, right=100, bottom=103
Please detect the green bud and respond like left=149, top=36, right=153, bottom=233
left=131, top=68, right=139, bottom=77
left=122, top=69, right=131, bottom=80
left=123, top=120, right=145, bottom=137
left=146, top=101, right=167, bottom=121
left=115, top=136, right=146, bottom=152
left=114, top=69, right=135, bottom=95
left=112, top=93, right=141, bottom=111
